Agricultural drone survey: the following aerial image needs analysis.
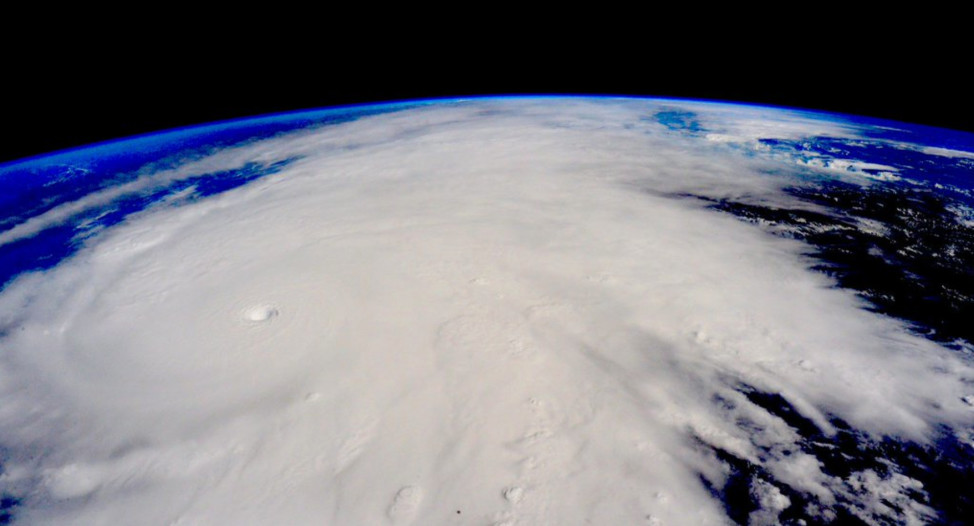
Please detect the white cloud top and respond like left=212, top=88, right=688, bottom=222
left=0, top=98, right=971, bottom=525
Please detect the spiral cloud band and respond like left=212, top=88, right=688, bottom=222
left=1, top=98, right=972, bottom=525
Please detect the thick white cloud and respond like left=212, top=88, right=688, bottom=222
left=1, top=98, right=972, bottom=524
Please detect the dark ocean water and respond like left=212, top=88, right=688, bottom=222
left=669, top=112, right=974, bottom=524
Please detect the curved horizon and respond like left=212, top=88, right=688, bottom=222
left=5, top=94, right=973, bottom=170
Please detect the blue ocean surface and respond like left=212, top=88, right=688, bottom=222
left=0, top=101, right=427, bottom=291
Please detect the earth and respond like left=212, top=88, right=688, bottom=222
left=1, top=96, right=973, bottom=525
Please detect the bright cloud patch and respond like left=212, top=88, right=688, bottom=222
left=0, top=98, right=972, bottom=525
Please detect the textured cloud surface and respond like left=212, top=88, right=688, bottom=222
left=1, top=98, right=972, bottom=524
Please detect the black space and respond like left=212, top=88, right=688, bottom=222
left=3, top=27, right=971, bottom=165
